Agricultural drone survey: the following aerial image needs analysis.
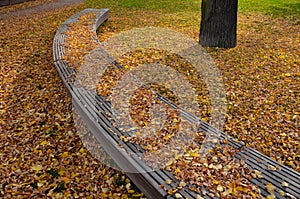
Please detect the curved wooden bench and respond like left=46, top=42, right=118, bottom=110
left=53, top=8, right=300, bottom=199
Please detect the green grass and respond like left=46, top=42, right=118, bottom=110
left=85, top=0, right=300, bottom=20
left=239, top=0, right=300, bottom=20
left=85, top=0, right=201, bottom=13
left=117, top=0, right=201, bottom=12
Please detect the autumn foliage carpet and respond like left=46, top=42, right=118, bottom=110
left=0, top=0, right=299, bottom=198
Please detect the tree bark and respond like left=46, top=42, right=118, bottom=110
left=199, top=0, right=238, bottom=48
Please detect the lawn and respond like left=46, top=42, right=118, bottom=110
left=0, top=0, right=299, bottom=198
left=85, top=0, right=300, bottom=20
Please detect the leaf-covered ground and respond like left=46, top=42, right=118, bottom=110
left=211, top=14, right=299, bottom=170
left=0, top=0, right=299, bottom=198
left=0, top=2, right=145, bottom=199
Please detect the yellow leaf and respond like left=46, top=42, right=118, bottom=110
left=125, top=178, right=130, bottom=184
left=217, top=185, right=224, bottom=192
left=61, top=152, right=69, bottom=158
left=40, top=141, right=48, bottom=146
left=175, top=168, right=181, bottom=173
left=128, top=190, right=135, bottom=194
left=223, top=188, right=232, bottom=196
left=253, top=170, right=263, bottom=178
left=265, top=183, right=276, bottom=194
left=79, top=148, right=85, bottom=153
left=132, top=194, right=143, bottom=197
left=60, top=177, right=70, bottom=183
left=58, top=170, right=65, bottom=176
left=166, top=179, right=172, bottom=184
left=281, top=181, right=288, bottom=187
left=31, top=164, right=43, bottom=171
left=288, top=161, right=295, bottom=167
left=266, top=194, right=275, bottom=199
left=278, top=190, right=285, bottom=196
left=190, top=152, right=200, bottom=157
left=250, top=191, right=257, bottom=197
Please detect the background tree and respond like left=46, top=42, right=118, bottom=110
left=200, top=0, right=238, bottom=48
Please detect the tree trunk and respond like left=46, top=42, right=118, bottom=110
left=199, top=0, right=238, bottom=48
